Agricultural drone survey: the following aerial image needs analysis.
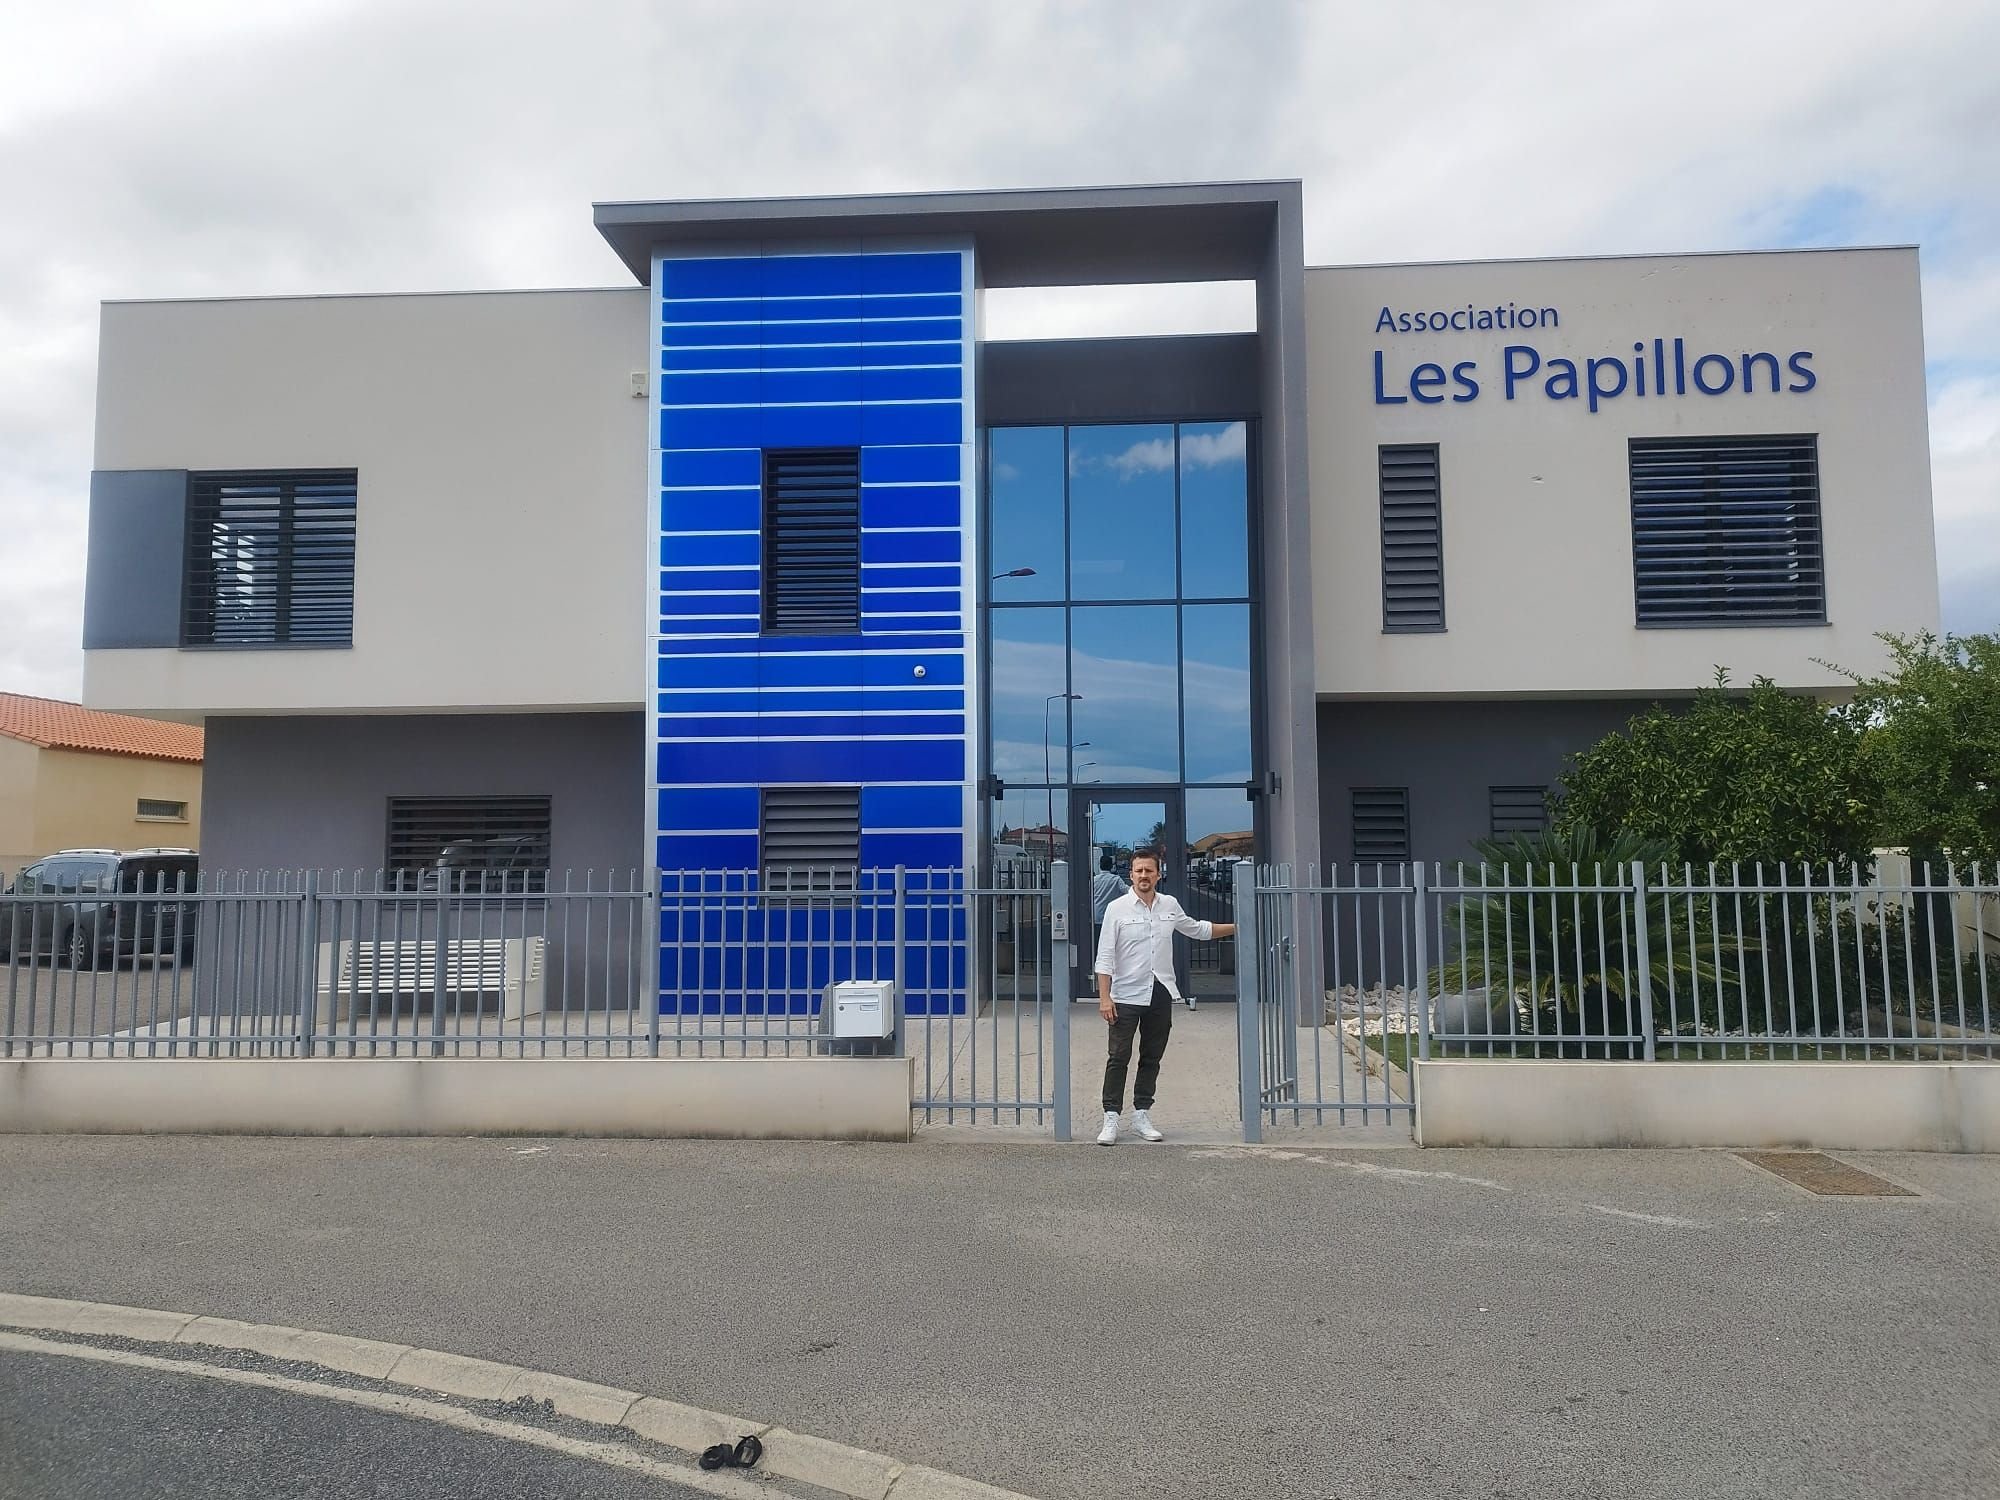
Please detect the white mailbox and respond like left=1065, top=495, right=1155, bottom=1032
left=825, top=979, right=896, bottom=1039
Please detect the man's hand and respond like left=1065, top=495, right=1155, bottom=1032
left=1097, top=978, right=1115, bottom=1024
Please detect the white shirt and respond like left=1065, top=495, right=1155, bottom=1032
left=1093, top=889, right=1212, bottom=1005
left=1090, top=869, right=1130, bottom=924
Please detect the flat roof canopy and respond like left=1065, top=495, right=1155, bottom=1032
left=592, top=180, right=1298, bottom=288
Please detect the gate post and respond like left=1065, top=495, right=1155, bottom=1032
left=1234, top=859, right=1263, bottom=1143
left=892, top=867, right=907, bottom=1061
left=1412, top=861, right=1431, bottom=1066
left=1630, top=860, right=1657, bottom=1062
left=1050, top=859, right=1071, bottom=1142
left=297, top=869, right=321, bottom=1058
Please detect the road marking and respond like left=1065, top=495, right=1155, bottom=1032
left=1588, top=1204, right=1710, bottom=1228
left=0, top=1293, right=1035, bottom=1500
left=0, top=1330, right=775, bottom=1499
left=1190, top=1146, right=1511, bottom=1190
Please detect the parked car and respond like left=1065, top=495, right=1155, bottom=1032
left=0, top=848, right=200, bottom=968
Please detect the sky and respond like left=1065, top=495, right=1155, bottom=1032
left=1, top=0, right=1996, bottom=702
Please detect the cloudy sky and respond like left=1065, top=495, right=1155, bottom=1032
left=2, top=0, right=1996, bottom=700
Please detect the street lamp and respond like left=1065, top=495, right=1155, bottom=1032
left=1043, top=692, right=1080, bottom=862
left=992, top=567, right=1037, bottom=580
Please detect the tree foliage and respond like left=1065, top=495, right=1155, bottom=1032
left=1551, top=672, right=1874, bottom=870
left=1833, top=632, right=2000, bottom=865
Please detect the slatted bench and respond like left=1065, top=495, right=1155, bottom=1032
left=315, top=937, right=546, bottom=1023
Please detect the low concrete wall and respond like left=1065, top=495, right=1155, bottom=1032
left=1415, top=1061, right=2000, bottom=1152
left=0, top=1058, right=912, bottom=1141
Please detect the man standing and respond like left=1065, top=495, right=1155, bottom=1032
left=1090, top=853, right=1129, bottom=926
left=1092, top=849, right=1234, bottom=1145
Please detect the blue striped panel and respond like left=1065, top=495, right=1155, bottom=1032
left=660, top=406, right=763, bottom=450
left=862, top=784, right=963, bottom=828
left=862, top=591, right=961, bottom=615
left=758, top=405, right=864, bottom=448
left=861, top=615, right=962, bottom=634
left=661, top=688, right=965, bottom=714
left=758, top=368, right=865, bottom=405
left=658, top=593, right=759, bottom=618
left=861, top=565, right=959, bottom=589
left=665, top=341, right=960, bottom=373
left=655, top=832, right=759, bottom=869
left=658, top=258, right=761, bottom=298
left=659, top=371, right=762, bottom=406
left=661, top=713, right=963, bottom=740
left=860, top=446, right=960, bottom=483
left=861, top=365, right=963, bottom=401
left=667, top=321, right=823, bottom=347
left=659, top=786, right=758, bottom=831
left=862, top=252, right=962, bottom=293
left=660, top=568, right=759, bottom=594
left=761, top=255, right=866, bottom=296
left=862, top=531, right=960, bottom=563
left=661, top=492, right=759, bottom=533
left=662, top=449, right=761, bottom=487
left=861, top=403, right=962, bottom=446
left=660, top=535, right=759, bottom=566
left=861, top=832, right=963, bottom=868
left=662, top=297, right=763, bottom=324
left=861, top=486, right=960, bottom=529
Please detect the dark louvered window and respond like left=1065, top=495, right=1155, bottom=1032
left=1629, top=436, right=1824, bottom=625
left=1351, top=787, right=1410, bottom=861
left=1489, top=786, right=1549, bottom=836
left=761, top=787, right=861, bottom=895
left=1380, top=444, right=1445, bottom=632
left=763, top=448, right=860, bottom=634
left=386, top=796, right=551, bottom=893
left=183, top=470, right=357, bottom=646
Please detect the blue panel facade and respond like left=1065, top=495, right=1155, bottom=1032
left=651, top=241, right=975, bottom=1015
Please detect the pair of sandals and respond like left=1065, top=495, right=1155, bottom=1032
left=698, top=1434, right=764, bottom=1472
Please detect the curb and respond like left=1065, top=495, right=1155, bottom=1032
left=0, top=1292, right=1031, bottom=1500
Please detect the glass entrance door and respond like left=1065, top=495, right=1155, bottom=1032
left=1074, top=791, right=1172, bottom=1001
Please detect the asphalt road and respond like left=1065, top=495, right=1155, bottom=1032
left=2, top=1134, right=1996, bottom=1500
left=0, top=1343, right=721, bottom=1499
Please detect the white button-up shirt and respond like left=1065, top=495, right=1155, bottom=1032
left=1093, top=889, right=1212, bottom=1005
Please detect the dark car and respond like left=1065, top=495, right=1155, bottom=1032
left=0, top=849, right=200, bottom=969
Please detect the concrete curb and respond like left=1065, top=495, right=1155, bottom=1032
left=0, top=1292, right=1037, bottom=1500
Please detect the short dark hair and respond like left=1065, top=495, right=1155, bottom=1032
left=1129, top=848, right=1162, bottom=872
left=1099, top=854, right=1115, bottom=872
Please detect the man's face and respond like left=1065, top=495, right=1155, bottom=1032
left=1129, top=857, right=1159, bottom=896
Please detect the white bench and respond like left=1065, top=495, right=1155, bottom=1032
left=315, top=937, right=546, bottom=1023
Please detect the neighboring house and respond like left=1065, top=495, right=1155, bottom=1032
left=75, top=180, right=1939, bottom=1005
left=0, top=694, right=202, bottom=879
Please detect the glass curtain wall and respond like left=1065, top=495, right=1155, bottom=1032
left=984, top=421, right=1257, bottom=947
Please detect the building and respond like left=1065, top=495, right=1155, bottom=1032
left=0, top=694, right=203, bottom=878
left=78, top=182, right=1939, bottom=1004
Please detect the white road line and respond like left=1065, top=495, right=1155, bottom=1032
left=0, top=1330, right=773, bottom=1500
left=1588, top=1204, right=1710, bottom=1228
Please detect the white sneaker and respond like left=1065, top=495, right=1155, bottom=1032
left=1095, top=1110, right=1119, bottom=1146
left=1131, top=1109, right=1164, bottom=1142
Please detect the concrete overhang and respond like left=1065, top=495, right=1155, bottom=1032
left=591, top=180, right=1300, bottom=287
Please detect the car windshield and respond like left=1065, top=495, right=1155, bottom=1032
left=119, top=859, right=197, bottom=893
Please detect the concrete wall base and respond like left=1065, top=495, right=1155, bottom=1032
left=0, top=1058, right=912, bottom=1141
left=1414, top=1060, right=2000, bottom=1151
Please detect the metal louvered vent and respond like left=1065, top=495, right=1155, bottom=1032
left=761, top=786, right=861, bottom=895
left=1351, top=787, right=1410, bottom=861
left=1630, top=436, right=1824, bottom=625
left=387, top=796, right=551, bottom=893
left=763, top=448, right=861, bottom=634
left=1489, top=786, right=1549, bottom=835
left=1380, top=444, right=1445, bottom=633
left=183, top=470, right=357, bottom=646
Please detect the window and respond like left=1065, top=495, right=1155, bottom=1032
left=386, top=796, right=551, bottom=893
left=182, top=470, right=358, bottom=646
left=1379, top=444, right=1444, bottom=632
left=1351, top=787, right=1410, bottom=860
left=1489, top=786, right=1549, bottom=836
left=760, top=786, right=860, bottom=895
left=762, top=448, right=860, bottom=633
left=136, top=799, right=188, bottom=821
left=1629, top=436, right=1824, bottom=625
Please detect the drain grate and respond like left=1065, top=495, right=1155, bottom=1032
left=1736, top=1151, right=1916, bottom=1196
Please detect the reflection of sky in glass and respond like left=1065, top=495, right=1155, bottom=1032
left=1088, top=799, right=1168, bottom=856
left=1179, top=421, right=1249, bottom=599
left=1068, top=424, right=1176, bottom=600
left=1181, top=604, right=1252, bottom=782
left=988, top=427, right=1064, bottom=602
left=988, top=608, right=1067, bottom=784
left=1185, top=786, right=1253, bottom=844
left=1071, top=605, right=1178, bottom=782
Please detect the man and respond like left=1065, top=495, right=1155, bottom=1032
left=1092, top=849, right=1234, bottom=1145
left=1090, top=853, right=1129, bottom=926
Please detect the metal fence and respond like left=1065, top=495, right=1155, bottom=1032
left=1, top=865, right=1069, bottom=1126
left=1235, top=859, right=2000, bottom=1135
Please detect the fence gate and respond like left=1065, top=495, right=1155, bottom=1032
left=1233, top=861, right=1420, bottom=1138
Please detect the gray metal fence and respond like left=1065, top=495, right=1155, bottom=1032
left=1, top=866, right=1070, bottom=1127
left=1234, top=859, right=2000, bottom=1137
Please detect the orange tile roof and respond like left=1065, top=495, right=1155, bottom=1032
left=0, top=694, right=203, bottom=764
